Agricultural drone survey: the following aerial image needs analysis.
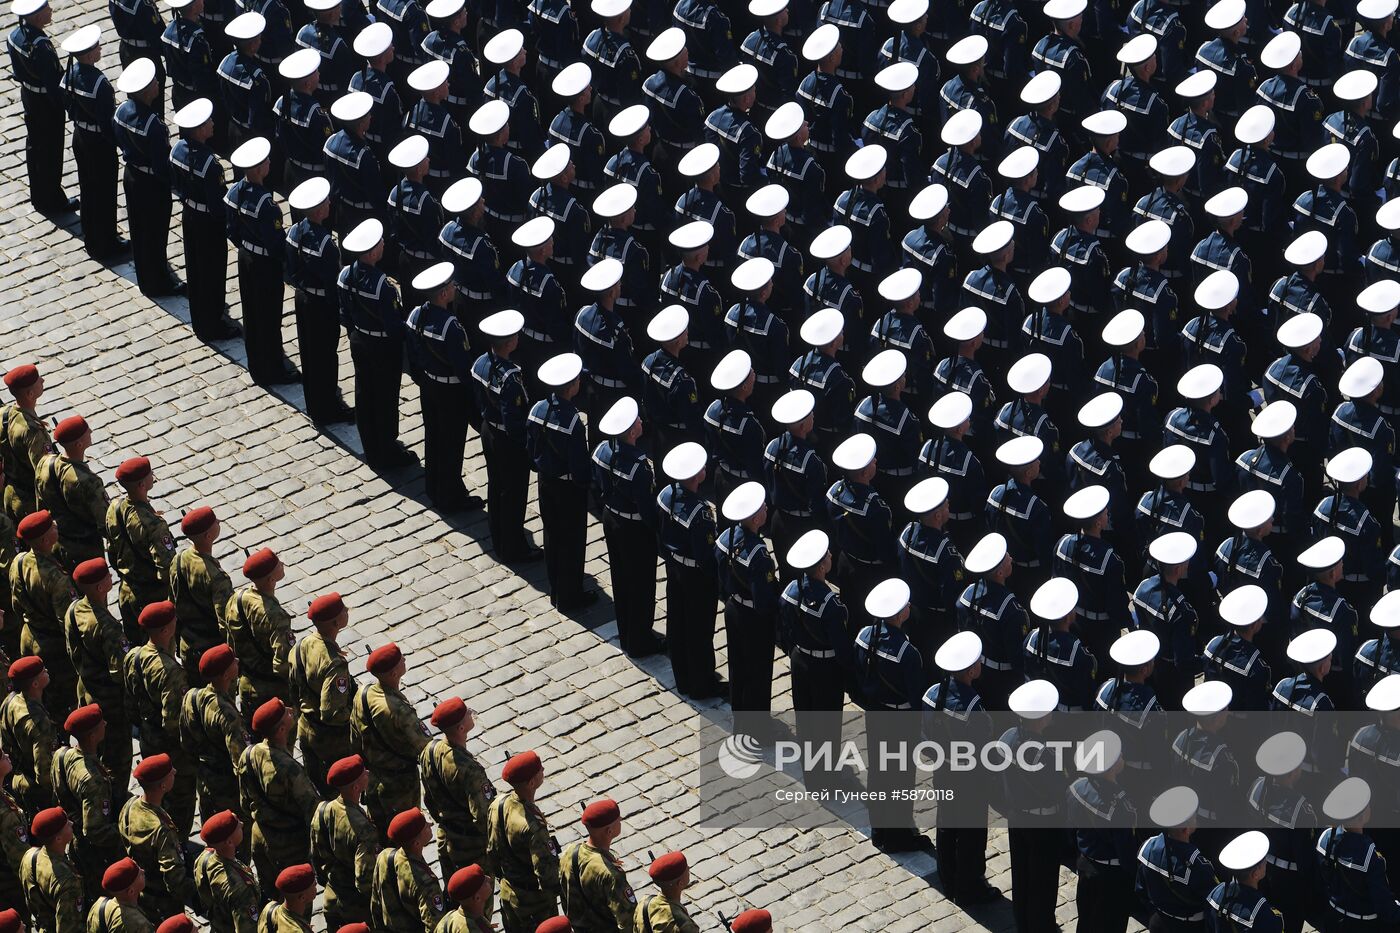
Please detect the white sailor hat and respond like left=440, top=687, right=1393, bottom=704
left=173, top=97, right=214, bottom=129
left=598, top=396, right=640, bottom=436
left=592, top=182, right=638, bottom=218
left=1322, top=777, right=1372, bottom=822
left=1370, top=673, right=1400, bottom=711
left=1007, top=352, right=1052, bottom=394
left=1252, top=399, right=1296, bottom=439
left=1378, top=198, right=1400, bottom=231
left=330, top=90, right=373, bottom=123
left=1297, top=535, right=1345, bottom=571
left=1008, top=680, right=1059, bottom=719
left=941, top=109, right=983, bottom=146
left=1149, top=145, right=1196, bottom=177
left=943, top=307, right=987, bottom=342
left=888, top=0, right=929, bottom=23
left=1110, top=630, right=1160, bottom=667
left=678, top=142, right=720, bottom=177
left=1358, top=278, right=1400, bottom=314
left=441, top=176, right=483, bottom=213
left=1149, top=787, right=1200, bottom=829
left=117, top=57, right=158, bottom=94
left=721, top=481, right=766, bottom=522
left=904, top=476, right=950, bottom=514
left=947, top=34, right=988, bottom=66
left=1183, top=680, right=1232, bottom=715
left=1124, top=219, right=1171, bottom=257
left=591, top=0, right=630, bottom=15
left=996, top=434, right=1043, bottom=467
left=1307, top=142, right=1351, bottom=180
left=411, top=261, right=455, bottom=293
left=580, top=257, right=624, bottom=292
left=1195, top=269, right=1239, bottom=310
left=1102, top=308, right=1146, bottom=347
left=964, top=532, right=1009, bottom=574
left=1277, top=311, right=1323, bottom=349
left=388, top=134, right=430, bottom=169
left=909, top=183, right=950, bottom=220
left=866, top=578, right=911, bottom=619
left=1082, top=109, right=1128, bottom=136
left=1219, top=584, right=1268, bottom=627
left=973, top=220, right=1015, bottom=255
left=875, top=61, right=919, bottom=93
left=230, top=136, right=272, bottom=169
left=749, top=0, right=787, bottom=15
left=809, top=224, right=853, bottom=259
left=531, top=143, right=571, bottom=180
left=746, top=183, right=789, bottom=217
left=10, top=0, right=44, bottom=14
left=1078, top=391, right=1123, bottom=429
left=468, top=99, right=510, bottom=136
left=1064, top=484, right=1110, bottom=522
left=60, top=24, right=101, bottom=54
left=646, top=26, right=686, bottom=62
left=279, top=46, right=321, bottom=80
left=935, top=631, right=982, bottom=673
left=1255, top=731, right=1308, bottom=777
left=483, top=27, right=523, bottom=64
left=608, top=103, right=650, bottom=138
left=669, top=220, right=713, bottom=251
left=802, top=22, right=841, bottom=61
left=537, top=352, right=583, bottom=388
left=1117, top=33, right=1157, bottom=65
left=1175, top=69, right=1217, bottom=99
left=479, top=308, right=524, bottom=338
left=1043, top=0, right=1086, bottom=18
left=1283, top=229, right=1328, bottom=266
left=1228, top=489, right=1275, bottom=529
left=1021, top=69, right=1061, bottom=105
left=407, top=59, right=450, bottom=92
left=1149, top=531, right=1197, bottom=566
left=1076, top=730, right=1123, bottom=774
left=288, top=176, right=331, bottom=211
left=1327, top=446, right=1373, bottom=484
left=512, top=216, right=555, bottom=250
left=424, top=0, right=464, bottom=17
left=1287, top=628, right=1337, bottom=666
left=711, top=349, right=753, bottom=392
left=647, top=304, right=689, bottom=343
left=928, top=391, right=973, bottom=429
left=1028, top=266, right=1072, bottom=305
left=1059, top=184, right=1105, bottom=214
left=1261, top=30, right=1302, bottom=69
left=1336, top=68, right=1380, bottom=102
left=1375, top=591, right=1400, bottom=630
left=225, top=11, right=265, bottom=39
left=998, top=145, right=1040, bottom=180
left=1234, top=104, right=1276, bottom=145
left=832, top=433, right=878, bottom=471
left=786, top=528, right=829, bottom=570
left=764, top=100, right=805, bottom=141
left=1151, top=444, right=1196, bottom=479
left=551, top=61, right=591, bottom=97
left=731, top=256, right=774, bottom=292
left=662, top=441, right=707, bottom=481
left=353, top=21, right=392, bottom=57
left=770, top=388, right=815, bottom=425
left=343, top=218, right=383, bottom=253
left=800, top=307, right=845, bottom=346
left=716, top=63, right=758, bottom=96
left=1339, top=356, right=1385, bottom=398
left=1204, top=0, right=1246, bottom=29
left=1359, top=0, right=1400, bottom=17
left=878, top=267, right=922, bottom=303
left=862, top=348, right=907, bottom=388
left=1204, top=185, right=1248, bottom=217
left=845, top=144, right=887, bottom=181
left=1219, top=832, right=1270, bottom=873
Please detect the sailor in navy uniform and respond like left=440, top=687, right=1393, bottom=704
left=854, top=349, right=922, bottom=527
left=527, top=0, right=576, bottom=88
left=1181, top=271, right=1249, bottom=443
left=403, top=60, right=468, bottom=194
left=1132, top=532, right=1203, bottom=707
left=573, top=259, right=644, bottom=440
left=826, top=432, right=898, bottom=628
left=373, top=0, right=428, bottom=85
left=295, top=0, right=355, bottom=105
left=994, top=353, right=1062, bottom=488
left=795, top=24, right=857, bottom=182
left=1052, top=486, right=1127, bottom=672
left=1195, top=1, right=1257, bottom=124
left=716, top=481, right=780, bottom=713
left=548, top=62, right=607, bottom=197
left=439, top=176, right=506, bottom=323
left=1069, top=391, right=1133, bottom=542
left=385, top=134, right=445, bottom=299
left=790, top=308, right=856, bottom=458
left=724, top=258, right=790, bottom=421
left=832, top=146, right=898, bottom=303
left=109, top=0, right=166, bottom=90
left=968, top=0, right=1026, bottom=116
left=1102, top=35, right=1170, bottom=188
left=803, top=225, right=866, bottom=361
left=1067, top=110, right=1133, bottom=246
left=1245, top=732, right=1320, bottom=932
left=1171, top=683, right=1244, bottom=857
left=1203, top=584, right=1273, bottom=710
left=528, top=144, right=593, bottom=300
left=527, top=353, right=596, bottom=611
left=1191, top=186, right=1254, bottom=314
left=878, top=0, right=940, bottom=120
left=1314, top=447, right=1388, bottom=606
left=642, top=28, right=706, bottom=189
left=923, top=391, right=989, bottom=550
left=1113, top=223, right=1180, bottom=377
left=466, top=100, right=533, bottom=244
left=481, top=28, right=543, bottom=157
left=1292, top=145, right=1360, bottom=309
left=1348, top=2, right=1400, bottom=134
left=61, top=26, right=122, bottom=262
left=1367, top=200, right=1400, bottom=283
left=903, top=183, right=960, bottom=320
left=1215, top=491, right=1287, bottom=670
left=739, top=183, right=804, bottom=321
left=1262, top=315, right=1329, bottom=490
left=346, top=25, right=401, bottom=165
left=1050, top=185, right=1113, bottom=340
left=985, top=150, right=1046, bottom=283
left=1205, top=831, right=1286, bottom=933
left=704, top=350, right=768, bottom=503
left=471, top=309, right=538, bottom=562
left=1003, top=70, right=1068, bottom=204
left=1292, top=538, right=1361, bottom=709
left=10, top=0, right=75, bottom=215
left=955, top=533, right=1028, bottom=707
left=1133, top=148, right=1195, bottom=283
left=420, top=0, right=479, bottom=131
left=1167, top=70, right=1225, bottom=212
left=242, top=0, right=294, bottom=73
left=1068, top=730, right=1140, bottom=933
left=284, top=177, right=351, bottom=426
left=1344, top=281, right=1400, bottom=419
left=862, top=64, right=922, bottom=218
left=1235, top=402, right=1309, bottom=561
left=162, top=0, right=217, bottom=112
left=659, top=221, right=723, bottom=375
left=1325, top=70, right=1383, bottom=224
left=1285, top=0, right=1344, bottom=89
left=961, top=220, right=1023, bottom=373
left=865, top=268, right=932, bottom=415
left=1316, top=776, right=1400, bottom=932
left=1096, top=631, right=1163, bottom=801
left=641, top=306, right=702, bottom=456
left=1021, top=266, right=1085, bottom=423
left=986, top=435, right=1053, bottom=587
left=581, top=0, right=642, bottom=128
left=933, top=308, right=997, bottom=454
left=1356, top=590, right=1400, bottom=693
left=931, top=109, right=992, bottom=263
left=1031, top=0, right=1094, bottom=129
left=508, top=216, right=571, bottom=395
left=1275, top=627, right=1346, bottom=785
left=762, top=101, right=828, bottom=250
left=1140, top=442, right=1211, bottom=587
left=1256, top=31, right=1325, bottom=190
left=603, top=105, right=663, bottom=250
left=1136, top=787, right=1221, bottom=930
left=899, top=477, right=963, bottom=668
left=704, top=64, right=765, bottom=200
left=1128, top=0, right=1186, bottom=86
left=1001, top=680, right=1065, bottom=933
left=656, top=441, right=721, bottom=696
left=739, top=0, right=796, bottom=122
left=940, top=36, right=999, bottom=161
left=171, top=99, right=238, bottom=340
left=778, top=529, right=849, bottom=776
left=672, top=0, right=735, bottom=98
left=1096, top=310, right=1161, bottom=488
left=1267, top=231, right=1336, bottom=393
left=271, top=49, right=330, bottom=190
left=674, top=143, right=738, bottom=283
left=115, top=59, right=183, bottom=298
left=588, top=182, right=653, bottom=328
left=816, top=0, right=876, bottom=92
left=763, top=389, right=827, bottom=575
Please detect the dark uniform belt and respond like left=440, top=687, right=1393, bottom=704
left=352, top=325, right=389, bottom=337
left=590, top=374, right=625, bottom=388
left=522, top=327, right=555, bottom=343
left=794, top=645, right=836, bottom=659
left=240, top=241, right=270, bottom=255
left=605, top=505, right=642, bottom=520
left=423, top=372, right=461, bottom=384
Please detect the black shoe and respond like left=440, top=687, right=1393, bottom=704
left=39, top=197, right=79, bottom=216
left=876, top=830, right=933, bottom=854
left=383, top=443, right=419, bottom=468
left=626, top=632, right=668, bottom=658
left=955, top=884, right=1002, bottom=906
left=504, top=545, right=544, bottom=564
left=267, top=362, right=300, bottom=385
left=207, top=317, right=243, bottom=340
left=143, top=279, right=186, bottom=298
left=688, top=677, right=728, bottom=700
left=326, top=401, right=355, bottom=424
left=554, top=589, right=600, bottom=611
left=92, top=238, right=131, bottom=262
left=436, top=493, right=485, bottom=513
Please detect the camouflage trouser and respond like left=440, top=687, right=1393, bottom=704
left=73, top=836, right=126, bottom=901
left=499, top=879, right=558, bottom=933
left=196, top=769, right=251, bottom=860
left=118, top=580, right=168, bottom=646
left=54, top=537, right=103, bottom=575
left=92, top=696, right=132, bottom=794
left=438, top=832, right=493, bottom=920
left=238, top=675, right=288, bottom=730
left=3, top=481, right=35, bottom=525
left=250, top=820, right=312, bottom=893
left=364, top=770, right=421, bottom=845
left=8, top=767, right=54, bottom=813
left=138, top=736, right=196, bottom=841
left=21, top=628, right=78, bottom=730
left=297, top=720, right=353, bottom=798
left=323, top=881, right=372, bottom=930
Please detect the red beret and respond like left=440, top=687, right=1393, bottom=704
left=276, top=863, right=316, bottom=896
left=53, top=416, right=88, bottom=446
left=101, top=857, right=140, bottom=893
left=17, top=510, right=53, bottom=542
left=4, top=364, right=39, bottom=391
left=180, top=506, right=216, bottom=536
left=581, top=799, right=620, bottom=829
left=8, top=655, right=44, bottom=683
left=0, top=908, right=21, bottom=933
left=64, top=703, right=103, bottom=735
left=366, top=642, right=402, bottom=676
left=242, top=547, right=279, bottom=580
left=251, top=698, right=287, bottom=737
left=731, top=909, right=772, bottom=933
left=447, top=864, right=487, bottom=902
left=327, top=754, right=366, bottom=788
left=336, top=926, right=370, bottom=933
left=198, top=644, right=236, bottom=679
left=309, top=592, right=345, bottom=624
left=387, top=808, right=427, bottom=846
left=502, top=750, right=543, bottom=786
left=72, top=557, right=108, bottom=586
left=431, top=697, right=468, bottom=729
left=648, top=852, right=687, bottom=884
left=200, top=810, right=240, bottom=845
left=138, top=601, right=177, bottom=630
left=133, top=753, right=173, bottom=785
left=155, top=918, right=194, bottom=933
left=29, top=807, right=68, bottom=842
left=536, top=919, right=573, bottom=933
left=115, top=456, right=151, bottom=486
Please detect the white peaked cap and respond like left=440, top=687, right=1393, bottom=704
left=662, top=441, right=707, bottom=481
left=1125, top=219, right=1171, bottom=256
left=786, top=528, right=830, bottom=570
left=1007, top=352, right=1053, bottom=394
left=1149, top=531, right=1197, bottom=566
left=746, top=183, right=789, bottom=217
left=173, top=97, right=214, bottom=129
left=721, top=481, right=766, bottom=522
left=715, top=63, right=758, bottom=96
left=1204, top=186, right=1248, bottom=217
left=1373, top=590, right=1400, bottom=630
left=669, top=219, right=713, bottom=251
left=1043, top=0, right=1087, bottom=18
left=1261, top=30, right=1303, bottom=70
left=999, top=145, right=1040, bottom=180
left=964, top=532, right=1008, bottom=574
left=1369, top=673, right=1400, bottom=710
left=1117, top=33, right=1157, bottom=65
left=1283, top=229, right=1328, bottom=266
left=483, top=27, right=524, bottom=65
left=1336, top=68, right=1380, bottom=102
left=646, top=27, right=686, bottom=63
left=1235, top=105, right=1275, bottom=144
left=862, top=348, right=907, bottom=388
left=941, top=109, right=983, bottom=146
left=468, top=99, right=511, bottom=136
left=1081, top=109, right=1128, bottom=136
left=1276, top=311, right=1323, bottom=349
left=407, top=59, right=450, bottom=92
left=972, top=220, right=1015, bottom=255
left=608, top=103, right=650, bottom=138
left=887, top=0, right=929, bottom=23
left=909, top=183, right=950, bottom=220
left=580, top=257, right=624, bottom=292
left=592, top=182, right=638, bottom=218
left=647, top=304, right=689, bottom=343
left=288, top=176, right=331, bottom=211
left=1378, top=198, right=1400, bottom=231
left=532, top=143, right=571, bottom=180
left=1030, top=577, right=1078, bottom=620
left=598, top=396, right=639, bottom=436
left=928, top=391, right=973, bottom=429
left=935, top=630, right=983, bottom=673
left=479, top=309, right=524, bottom=338
left=832, top=433, right=878, bottom=471
left=731, top=256, right=774, bottom=292
left=1021, top=70, right=1061, bottom=105
left=710, top=349, right=753, bottom=392
left=60, top=24, right=101, bottom=54
left=1194, top=269, right=1239, bottom=310
left=875, top=61, right=919, bottom=93
left=866, top=578, right=911, bottom=619
left=1306, top=142, right=1351, bottom=181
left=1176, top=69, right=1216, bottom=99
left=1205, top=0, right=1246, bottom=29
left=441, top=176, right=483, bottom=213
left=802, top=23, right=840, bottom=61
left=878, top=267, right=922, bottom=303
left=1358, top=278, right=1400, bottom=314
left=552, top=61, right=592, bottom=97
left=330, top=91, right=373, bottom=122
left=1150, top=145, right=1195, bottom=177
left=537, top=353, right=583, bottom=388
left=1322, top=777, right=1372, bottom=822
left=388, top=134, right=430, bottom=169
left=225, top=11, right=266, bottom=40
left=278, top=47, right=321, bottom=81
left=946, top=34, right=988, bottom=65
left=1110, top=629, right=1160, bottom=667
left=809, top=225, right=853, bottom=259
left=764, top=100, right=805, bottom=141
left=1059, top=184, right=1105, bottom=214
left=117, top=57, right=158, bottom=94
left=353, top=22, right=392, bottom=57
left=343, top=218, right=383, bottom=253
left=230, top=136, right=272, bottom=169
left=845, top=143, right=887, bottom=181
left=1359, top=0, right=1400, bottom=17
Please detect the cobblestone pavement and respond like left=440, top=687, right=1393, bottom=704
left=0, top=4, right=1155, bottom=929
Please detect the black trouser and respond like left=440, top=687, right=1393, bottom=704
left=1075, top=856, right=1134, bottom=933
left=864, top=707, right=915, bottom=832
left=294, top=290, right=342, bottom=420
left=791, top=651, right=844, bottom=781
left=418, top=378, right=471, bottom=505
left=936, top=823, right=990, bottom=901
left=908, top=606, right=954, bottom=678
left=237, top=247, right=287, bottom=383
left=125, top=166, right=174, bottom=294
left=834, top=553, right=887, bottom=640
left=1146, top=914, right=1205, bottom=933
left=602, top=510, right=658, bottom=653
left=118, top=41, right=165, bottom=111
left=538, top=475, right=588, bottom=605
left=21, top=89, right=67, bottom=212
left=724, top=598, right=776, bottom=713
left=666, top=561, right=718, bottom=696
left=482, top=425, right=530, bottom=558
left=183, top=204, right=227, bottom=337
left=767, top=509, right=809, bottom=586
left=73, top=129, right=118, bottom=256
left=1009, top=827, right=1061, bottom=933
left=584, top=379, right=626, bottom=450
left=349, top=331, right=403, bottom=467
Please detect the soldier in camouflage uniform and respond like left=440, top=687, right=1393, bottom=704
left=179, top=644, right=249, bottom=828
left=0, top=748, right=29, bottom=908
left=104, top=457, right=176, bottom=643
left=50, top=705, right=123, bottom=898
left=118, top=753, right=199, bottom=920
left=420, top=697, right=496, bottom=882
left=487, top=750, right=561, bottom=933
left=257, top=864, right=317, bottom=933
left=438, top=865, right=493, bottom=933
left=287, top=592, right=354, bottom=796
left=20, top=807, right=84, bottom=933
left=1, top=364, right=53, bottom=523
left=370, top=808, right=445, bottom=933
left=633, top=853, right=700, bottom=933
left=87, top=857, right=153, bottom=933
left=0, top=655, right=56, bottom=810
left=559, top=799, right=636, bottom=933
left=194, top=811, right=262, bottom=933
left=224, top=547, right=292, bottom=724
left=121, top=601, right=195, bottom=839
left=0, top=460, right=18, bottom=661
left=167, top=506, right=234, bottom=686
left=34, top=417, right=108, bottom=571
left=64, top=558, right=131, bottom=792
left=238, top=698, right=319, bottom=890
left=10, top=510, right=79, bottom=726
left=350, top=643, right=429, bottom=840
left=310, top=754, right=381, bottom=929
